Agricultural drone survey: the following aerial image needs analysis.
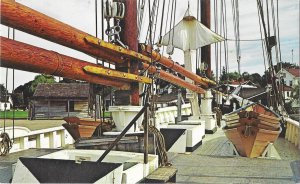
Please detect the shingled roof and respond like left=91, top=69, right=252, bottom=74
left=239, top=87, right=266, bottom=99
left=287, top=68, right=300, bottom=77
left=33, top=83, right=90, bottom=99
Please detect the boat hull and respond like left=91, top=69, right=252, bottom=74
left=223, top=103, right=282, bottom=158
left=224, top=125, right=281, bottom=158
left=62, top=117, right=111, bottom=140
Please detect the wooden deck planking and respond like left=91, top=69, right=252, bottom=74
left=170, top=127, right=300, bottom=183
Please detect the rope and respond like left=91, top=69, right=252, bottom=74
left=161, top=0, right=171, bottom=55
left=231, top=0, right=241, bottom=75
left=158, top=0, right=166, bottom=44
left=256, top=1, right=268, bottom=83
left=0, top=132, right=13, bottom=156
left=149, top=125, right=171, bottom=166
left=12, top=28, right=15, bottom=142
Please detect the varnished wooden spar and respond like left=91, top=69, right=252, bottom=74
left=143, top=63, right=206, bottom=94
left=83, top=65, right=152, bottom=84
left=0, top=37, right=130, bottom=89
left=0, top=0, right=122, bottom=63
left=141, top=45, right=216, bottom=87
left=0, top=0, right=214, bottom=89
left=1, top=36, right=204, bottom=93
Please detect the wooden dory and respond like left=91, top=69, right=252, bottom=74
left=62, top=117, right=112, bottom=140
left=223, top=103, right=282, bottom=158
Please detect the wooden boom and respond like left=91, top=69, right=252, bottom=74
left=142, top=63, right=206, bottom=94
left=0, top=0, right=122, bottom=63
left=141, top=45, right=216, bottom=87
left=0, top=37, right=130, bottom=89
left=1, top=36, right=204, bottom=93
left=1, top=0, right=215, bottom=88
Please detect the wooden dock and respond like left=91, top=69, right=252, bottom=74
left=169, top=127, right=300, bottom=183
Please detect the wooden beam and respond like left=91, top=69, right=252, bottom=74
left=83, top=66, right=152, bottom=84
left=143, top=63, right=206, bottom=94
left=141, top=45, right=216, bottom=87
left=84, top=35, right=151, bottom=63
left=0, top=37, right=130, bottom=89
left=0, top=0, right=123, bottom=63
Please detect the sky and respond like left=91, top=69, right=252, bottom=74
left=0, top=0, right=299, bottom=92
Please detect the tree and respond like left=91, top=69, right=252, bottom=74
left=249, top=73, right=263, bottom=87
left=0, top=84, right=8, bottom=102
left=11, top=92, right=24, bottom=109
left=29, top=74, right=56, bottom=95
left=14, top=74, right=56, bottom=107
left=219, top=67, right=241, bottom=84
left=242, top=72, right=250, bottom=81
left=274, top=62, right=300, bottom=73
left=292, top=84, right=300, bottom=102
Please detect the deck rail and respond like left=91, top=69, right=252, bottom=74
left=0, top=126, right=74, bottom=153
left=285, top=117, right=300, bottom=150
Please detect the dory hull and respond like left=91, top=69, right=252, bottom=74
left=62, top=117, right=106, bottom=140
left=224, top=125, right=281, bottom=158
left=223, top=103, right=282, bottom=158
left=62, top=123, right=99, bottom=140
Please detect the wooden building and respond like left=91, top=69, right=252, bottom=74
left=30, top=83, right=92, bottom=119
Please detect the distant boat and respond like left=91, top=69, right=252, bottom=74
left=223, top=103, right=282, bottom=158
left=62, top=117, right=112, bottom=140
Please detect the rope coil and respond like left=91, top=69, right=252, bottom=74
left=0, top=132, right=13, bottom=156
left=149, top=125, right=172, bottom=167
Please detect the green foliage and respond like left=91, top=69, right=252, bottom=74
left=11, top=92, right=24, bottom=109
left=0, top=84, right=8, bottom=101
left=219, top=67, right=241, bottom=84
left=292, top=84, right=300, bottom=101
left=29, top=74, right=56, bottom=94
left=14, top=74, right=56, bottom=107
left=284, top=101, right=294, bottom=114
left=274, top=62, right=300, bottom=73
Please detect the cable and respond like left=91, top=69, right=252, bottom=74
left=12, top=28, right=15, bottom=142
left=167, top=0, right=175, bottom=46
left=95, top=0, right=99, bottom=65
left=152, top=0, right=160, bottom=43
left=171, top=0, right=177, bottom=46
left=158, top=0, right=166, bottom=44
left=162, top=0, right=171, bottom=55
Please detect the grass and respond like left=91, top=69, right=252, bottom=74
left=0, top=110, right=28, bottom=119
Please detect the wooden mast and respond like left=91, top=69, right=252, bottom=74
left=201, top=0, right=211, bottom=78
left=115, top=0, right=140, bottom=105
